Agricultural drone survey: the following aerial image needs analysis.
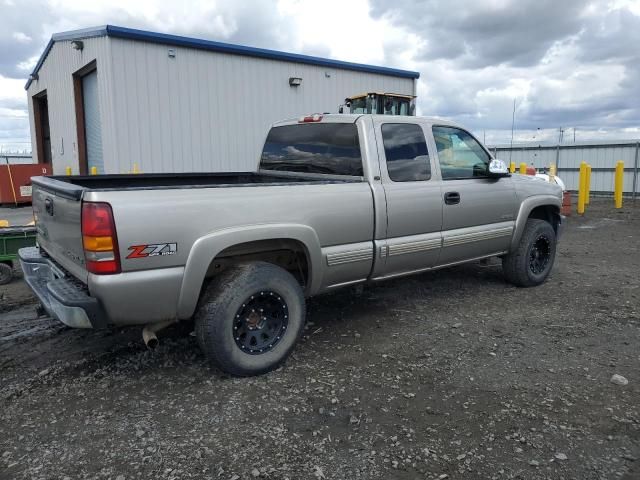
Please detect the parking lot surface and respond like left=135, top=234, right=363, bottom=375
left=0, top=198, right=638, bottom=480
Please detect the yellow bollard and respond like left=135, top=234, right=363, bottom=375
left=65, top=166, right=72, bottom=175
left=577, top=161, right=587, bottom=215
left=509, top=162, right=516, bottom=173
left=585, top=164, right=592, bottom=205
left=132, top=163, right=140, bottom=174
left=614, top=161, right=624, bottom=209
left=90, top=166, right=97, bottom=175
left=519, top=162, right=527, bottom=174
left=549, top=163, right=556, bottom=182
left=0, top=220, right=8, bottom=227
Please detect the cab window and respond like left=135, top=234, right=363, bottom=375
left=381, top=123, right=430, bottom=182
left=432, top=126, right=490, bottom=180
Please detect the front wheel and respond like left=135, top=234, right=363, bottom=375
left=502, top=219, right=557, bottom=287
left=195, top=261, right=305, bottom=376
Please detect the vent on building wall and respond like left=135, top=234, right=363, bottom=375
left=289, top=77, right=302, bottom=87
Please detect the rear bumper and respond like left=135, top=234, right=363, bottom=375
left=18, top=247, right=108, bottom=329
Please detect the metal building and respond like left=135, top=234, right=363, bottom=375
left=490, top=140, right=639, bottom=197
left=25, top=25, right=419, bottom=175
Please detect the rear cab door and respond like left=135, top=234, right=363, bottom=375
left=370, top=116, right=443, bottom=279
left=430, top=125, right=517, bottom=265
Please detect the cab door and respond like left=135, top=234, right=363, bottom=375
left=431, top=125, right=517, bottom=265
left=371, top=119, right=442, bottom=279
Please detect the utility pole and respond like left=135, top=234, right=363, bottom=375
left=509, top=98, right=516, bottom=163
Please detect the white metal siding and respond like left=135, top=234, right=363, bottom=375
left=26, top=37, right=116, bottom=174
left=493, top=143, right=639, bottom=193
left=108, top=38, right=415, bottom=173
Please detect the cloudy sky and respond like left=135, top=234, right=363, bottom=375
left=1, top=0, right=639, bottom=152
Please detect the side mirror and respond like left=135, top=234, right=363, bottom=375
left=488, top=159, right=509, bottom=176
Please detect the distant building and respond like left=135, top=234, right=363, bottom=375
left=25, top=25, right=419, bottom=174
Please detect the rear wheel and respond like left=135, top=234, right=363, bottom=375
left=502, top=219, right=556, bottom=287
left=0, top=262, right=13, bottom=285
left=195, top=261, right=305, bottom=376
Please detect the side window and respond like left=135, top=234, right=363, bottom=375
left=432, top=126, right=491, bottom=180
left=381, top=123, right=430, bottom=182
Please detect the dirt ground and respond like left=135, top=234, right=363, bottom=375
left=0, top=198, right=638, bottom=480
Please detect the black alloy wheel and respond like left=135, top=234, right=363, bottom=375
left=233, top=291, right=289, bottom=354
left=529, top=235, right=551, bottom=275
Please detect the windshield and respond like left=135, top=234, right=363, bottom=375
left=349, top=97, right=369, bottom=114
left=260, top=123, right=363, bottom=177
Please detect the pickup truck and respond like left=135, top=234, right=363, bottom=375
left=20, top=114, right=563, bottom=376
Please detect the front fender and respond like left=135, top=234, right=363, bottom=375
left=511, top=195, right=562, bottom=250
left=176, top=223, right=322, bottom=319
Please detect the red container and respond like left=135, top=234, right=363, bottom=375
left=561, top=191, right=572, bottom=216
left=0, top=163, right=51, bottom=204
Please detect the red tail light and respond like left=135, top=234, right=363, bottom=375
left=299, top=114, right=323, bottom=123
left=81, top=202, right=121, bottom=274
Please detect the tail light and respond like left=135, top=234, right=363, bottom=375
left=81, top=202, right=121, bottom=274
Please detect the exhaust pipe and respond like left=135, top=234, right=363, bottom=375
left=142, top=320, right=176, bottom=349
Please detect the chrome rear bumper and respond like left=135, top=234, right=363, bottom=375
left=18, top=247, right=107, bottom=329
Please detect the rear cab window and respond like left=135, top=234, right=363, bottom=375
left=381, top=123, right=430, bottom=182
left=260, top=123, right=363, bottom=177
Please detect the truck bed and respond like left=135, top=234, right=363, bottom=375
left=32, top=172, right=360, bottom=199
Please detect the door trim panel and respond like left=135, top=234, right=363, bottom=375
left=443, top=223, right=514, bottom=247
left=386, top=235, right=441, bottom=257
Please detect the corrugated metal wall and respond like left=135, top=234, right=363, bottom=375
left=108, top=38, right=414, bottom=173
left=491, top=142, right=640, bottom=194
left=27, top=37, right=116, bottom=175
left=28, top=36, right=414, bottom=174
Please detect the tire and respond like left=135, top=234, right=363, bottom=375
left=195, top=261, right=305, bottom=376
left=502, top=219, right=556, bottom=287
left=0, top=262, right=13, bottom=285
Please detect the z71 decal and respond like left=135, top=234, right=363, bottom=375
left=127, top=243, right=177, bottom=259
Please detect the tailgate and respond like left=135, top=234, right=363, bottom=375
left=32, top=176, right=88, bottom=283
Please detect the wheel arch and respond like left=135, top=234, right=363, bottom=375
left=511, top=195, right=562, bottom=251
left=177, top=224, right=322, bottom=319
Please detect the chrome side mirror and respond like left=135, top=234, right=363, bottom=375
left=489, top=159, right=509, bottom=176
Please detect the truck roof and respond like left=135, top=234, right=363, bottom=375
left=273, top=114, right=462, bottom=128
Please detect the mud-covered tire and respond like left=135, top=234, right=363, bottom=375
left=0, top=262, right=13, bottom=285
left=195, top=261, right=305, bottom=376
left=502, top=219, right=556, bottom=287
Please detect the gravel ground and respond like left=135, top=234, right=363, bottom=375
left=0, top=198, right=638, bottom=480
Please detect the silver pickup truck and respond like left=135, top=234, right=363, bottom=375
left=20, top=114, right=563, bottom=376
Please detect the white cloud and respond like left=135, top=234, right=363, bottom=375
left=12, top=32, right=32, bottom=43
left=0, top=0, right=639, bottom=150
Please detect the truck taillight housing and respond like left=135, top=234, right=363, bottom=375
left=81, top=202, right=121, bottom=274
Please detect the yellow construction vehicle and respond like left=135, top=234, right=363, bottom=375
left=339, top=92, right=416, bottom=116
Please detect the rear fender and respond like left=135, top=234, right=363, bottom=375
left=177, top=224, right=322, bottom=319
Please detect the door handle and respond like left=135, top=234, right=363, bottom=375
left=444, top=191, right=460, bottom=205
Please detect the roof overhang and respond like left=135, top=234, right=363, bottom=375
left=25, top=24, right=421, bottom=90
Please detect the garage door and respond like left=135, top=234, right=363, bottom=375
left=82, top=70, right=104, bottom=174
